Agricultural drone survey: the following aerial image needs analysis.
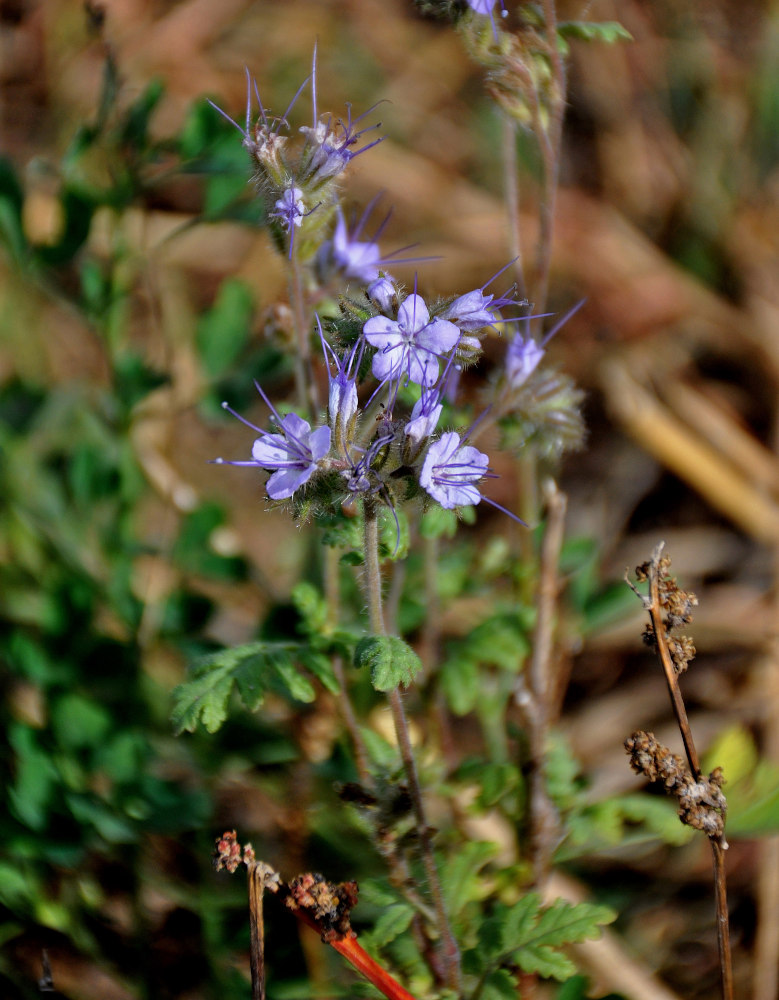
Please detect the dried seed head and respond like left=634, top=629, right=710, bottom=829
left=625, top=732, right=727, bottom=838
left=667, top=634, right=696, bottom=673
left=213, top=830, right=244, bottom=873
left=286, top=872, right=359, bottom=942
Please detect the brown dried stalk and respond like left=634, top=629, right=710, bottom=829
left=213, top=832, right=420, bottom=1000
left=624, top=544, right=733, bottom=1000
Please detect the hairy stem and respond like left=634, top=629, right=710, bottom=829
left=502, top=116, right=527, bottom=299
left=532, top=0, right=566, bottom=315
left=362, top=500, right=462, bottom=994
left=324, top=546, right=371, bottom=785
left=288, top=251, right=318, bottom=417
left=524, top=480, right=566, bottom=887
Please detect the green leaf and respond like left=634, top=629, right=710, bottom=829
left=359, top=726, right=399, bottom=769
left=420, top=506, right=458, bottom=539
left=8, top=724, right=58, bottom=830
left=477, top=762, right=520, bottom=808
left=172, top=640, right=321, bottom=734
left=508, top=897, right=615, bottom=981
left=291, top=581, right=328, bottom=635
left=172, top=643, right=263, bottom=734
left=0, top=156, right=27, bottom=262
left=196, top=278, right=253, bottom=377
left=545, top=732, right=582, bottom=810
left=354, top=635, right=422, bottom=692
left=558, top=21, right=633, bottom=44
left=297, top=648, right=339, bottom=695
left=440, top=654, right=479, bottom=716
left=51, top=693, right=112, bottom=749
left=481, top=895, right=615, bottom=983
left=441, top=840, right=498, bottom=918
left=463, top=616, right=529, bottom=672
left=481, top=969, right=518, bottom=1000
left=371, top=904, right=415, bottom=947
left=269, top=647, right=316, bottom=703
left=378, top=506, right=409, bottom=560
left=703, top=724, right=757, bottom=785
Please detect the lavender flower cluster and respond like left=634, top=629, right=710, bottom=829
left=212, top=49, right=559, bottom=530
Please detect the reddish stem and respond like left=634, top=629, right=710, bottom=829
left=294, top=908, right=419, bottom=1000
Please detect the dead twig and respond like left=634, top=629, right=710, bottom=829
left=624, top=546, right=733, bottom=1000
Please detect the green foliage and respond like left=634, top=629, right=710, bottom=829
left=441, top=840, right=499, bottom=920
left=557, top=21, right=633, bottom=46
left=196, top=278, right=254, bottom=378
left=354, top=635, right=423, bottom=691
left=171, top=638, right=339, bottom=734
left=470, top=895, right=615, bottom=988
left=0, top=156, right=26, bottom=263
left=703, top=726, right=779, bottom=836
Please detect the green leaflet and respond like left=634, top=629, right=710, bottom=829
left=354, top=635, right=422, bottom=692
left=557, top=21, right=633, bottom=45
left=370, top=903, right=415, bottom=947
left=477, top=894, right=616, bottom=984
left=171, top=640, right=335, bottom=734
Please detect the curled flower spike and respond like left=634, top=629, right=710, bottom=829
left=214, top=385, right=331, bottom=500
left=364, top=293, right=460, bottom=388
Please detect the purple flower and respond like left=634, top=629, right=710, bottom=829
left=441, top=289, right=498, bottom=332
left=251, top=412, right=331, bottom=499
left=214, top=388, right=331, bottom=500
left=420, top=431, right=489, bottom=508
left=300, top=46, right=384, bottom=182
left=505, top=332, right=545, bottom=388
left=330, top=213, right=383, bottom=283
left=364, top=294, right=460, bottom=387
left=302, top=107, right=384, bottom=182
left=272, top=186, right=306, bottom=233
left=504, top=300, right=585, bottom=388
left=405, top=385, right=443, bottom=446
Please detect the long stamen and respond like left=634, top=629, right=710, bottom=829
left=221, top=400, right=264, bottom=434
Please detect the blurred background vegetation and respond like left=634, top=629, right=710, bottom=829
left=1, top=1, right=779, bottom=998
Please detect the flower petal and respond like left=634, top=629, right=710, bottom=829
left=398, top=294, right=430, bottom=333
